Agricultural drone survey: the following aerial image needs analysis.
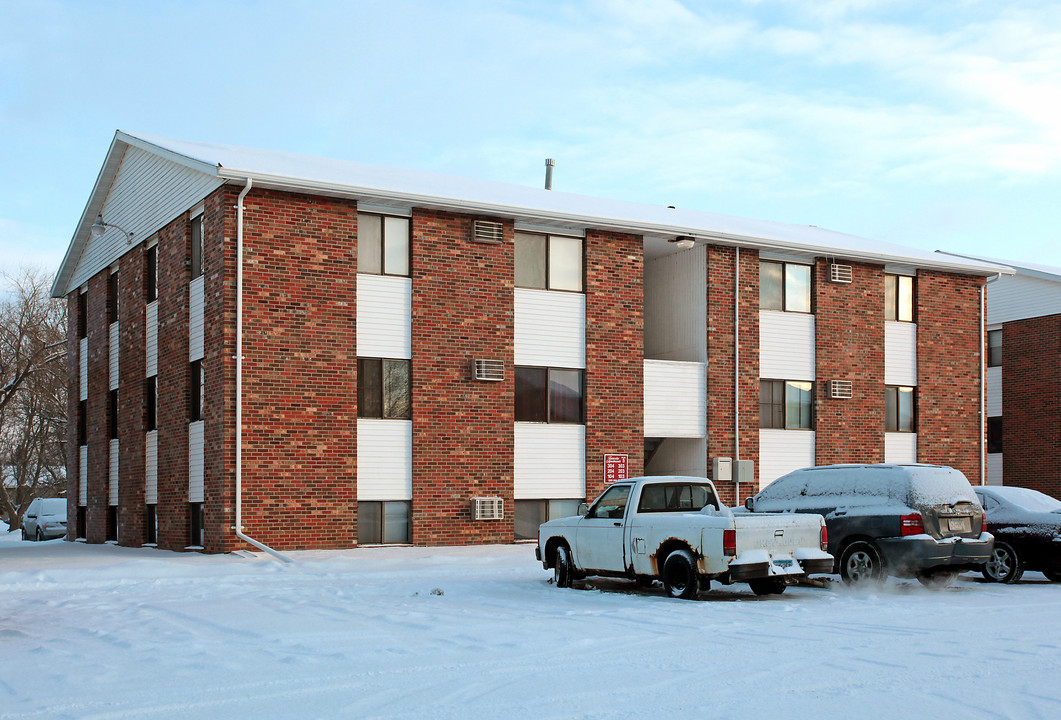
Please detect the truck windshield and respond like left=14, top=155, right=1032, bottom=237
left=638, top=484, right=718, bottom=513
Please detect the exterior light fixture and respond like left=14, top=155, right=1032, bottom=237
left=90, top=213, right=134, bottom=244
left=672, top=235, right=695, bottom=249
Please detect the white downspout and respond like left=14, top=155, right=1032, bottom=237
left=234, top=178, right=292, bottom=563
left=734, top=247, right=740, bottom=505
left=980, top=272, right=1002, bottom=487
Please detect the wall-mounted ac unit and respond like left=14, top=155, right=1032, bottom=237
left=471, top=220, right=504, bottom=244
left=471, top=497, right=504, bottom=520
left=471, top=359, right=504, bottom=382
left=830, top=380, right=853, bottom=399
left=830, top=264, right=853, bottom=283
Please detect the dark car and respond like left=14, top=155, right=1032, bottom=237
left=745, top=463, right=992, bottom=588
left=974, top=486, right=1061, bottom=583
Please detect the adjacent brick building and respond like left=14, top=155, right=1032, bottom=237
left=52, top=131, right=1006, bottom=553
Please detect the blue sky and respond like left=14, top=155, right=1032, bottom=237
left=2, top=0, right=1060, bottom=275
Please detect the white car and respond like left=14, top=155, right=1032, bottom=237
left=21, top=498, right=68, bottom=541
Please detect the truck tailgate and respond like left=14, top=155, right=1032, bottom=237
left=731, top=514, right=824, bottom=554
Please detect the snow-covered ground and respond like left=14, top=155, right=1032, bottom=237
left=2, top=530, right=1059, bottom=720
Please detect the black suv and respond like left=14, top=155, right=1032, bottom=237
left=745, top=463, right=991, bottom=588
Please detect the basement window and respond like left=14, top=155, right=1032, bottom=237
left=514, top=499, right=583, bottom=540
left=189, top=502, right=204, bottom=548
left=358, top=501, right=410, bottom=544
left=144, top=504, right=157, bottom=544
left=358, top=213, right=410, bottom=277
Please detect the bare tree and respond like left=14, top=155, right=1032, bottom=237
left=0, top=268, right=67, bottom=532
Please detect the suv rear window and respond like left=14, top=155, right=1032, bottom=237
left=638, top=484, right=719, bottom=513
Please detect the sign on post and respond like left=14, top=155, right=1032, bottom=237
left=604, top=454, right=629, bottom=484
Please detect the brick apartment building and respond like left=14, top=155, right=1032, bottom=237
left=52, top=131, right=1007, bottom=553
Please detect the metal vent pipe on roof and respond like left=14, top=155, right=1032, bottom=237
left=544, top=158, right=555, bottom=190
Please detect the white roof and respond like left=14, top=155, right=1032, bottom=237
left=937, top=251, right=1060, bottom=284
left=53, top=130, right=1010, bottom=296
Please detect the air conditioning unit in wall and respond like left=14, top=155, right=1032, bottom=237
left=471, top=220, right=504, bottom=244
left=472, top=359, right=504, bottom=382
left=471, top=497, right=504, bottom=521
left=830, top=380, right=854, bottom=399
left=830, top=264, right=853, bottom=283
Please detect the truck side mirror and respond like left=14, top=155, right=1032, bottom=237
left=577, top=502, right=589, bottom=517
left=744, top=497, right=754, bottom=511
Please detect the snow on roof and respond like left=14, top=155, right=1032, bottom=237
left=121, top=131, right=1007, bottom=273
left=936, top=251, right=1060, bottom=283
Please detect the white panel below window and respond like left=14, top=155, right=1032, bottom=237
left=986, top=367, right=1002, bottom=417
left=189, top=275, right=205, bottom=361
left=79, top=338, right=88, bottom=401
left=145, top=431, right=158, bottom=504
left=884, top=432, right=917, bottom=464
left=514, top=423, right=586, bottom=499
left=146, top=300, right=159, bottom=377
left=357, top=419, right=412, bottom=500
left=644, top=360, right=706, bottom=437
left=109, top=439, right=119, bottom=505
left=884, top=321, right=918, bottom=386
left=515, top=289, right=586, bottom=368
left=79, top=445, right=88, bottom=505
left=109, top=323, right=119, bottom=390
left=758, top=429, right=815, bottom=490
left=759, top=311, right=815, bottom=380
left=188, top=421, right=205, bottom=503
left=356, top=275, right=412, bottom=359
left=987, top=454, right=1003, bottom=486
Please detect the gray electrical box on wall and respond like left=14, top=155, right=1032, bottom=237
left=734, top=460, right=755, bottom=485
left=712, top=457, right=732, bottom=482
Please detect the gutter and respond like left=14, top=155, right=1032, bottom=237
left=233, top=178, right=291, bottom=563
left=734, top=247, right=740, bottom=505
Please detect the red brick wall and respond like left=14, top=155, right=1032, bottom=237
left=410, top=209, right=514, bottom=545
left=237, top=189, right=358, bottom=550
left=117, top=248, right=146, bottom=546
left=707, top=246, right=759, bottom=506
left=65, top=293, right=79, bottom=539
left=84, top=270, right=110, bottom=543
left=916, top=271, right=984, bottom=482
left=1002, top=313, right=1061, bottom=498
left=584, top=229, right=644, bottom=500
left=814, top=260, right=885, bottom=465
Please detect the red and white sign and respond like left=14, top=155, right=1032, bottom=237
left=604, top=454, right=629, bottom=484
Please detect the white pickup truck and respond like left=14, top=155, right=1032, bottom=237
left=536, top=476, right=833, bottom=598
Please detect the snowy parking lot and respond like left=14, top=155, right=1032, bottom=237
left=2, top=531, right=1060, bottom=720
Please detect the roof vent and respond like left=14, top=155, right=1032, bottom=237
left=830, top=380, right=853, bottom=399
left=471, top=220, right=504, bottom=244
left=472, top=359, right=504, bottom=382
left=830, top=263, right=853, bottom=284
left=471, top=497, right=504, bottom=521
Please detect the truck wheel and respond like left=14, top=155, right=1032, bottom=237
left=982, top=542, right=1023, bottom=584
left=553, top=544, right=574, bottom=589
left=749, top=577, right=787, bottom=596
left=662, top=549, right=699, bottom=600
left=839, top=541, right=885, bottom=586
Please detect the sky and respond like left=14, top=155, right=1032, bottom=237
left=2, top=0, right=1060, bottom=277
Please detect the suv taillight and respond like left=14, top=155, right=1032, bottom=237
left=981, top=516, right=989, bottom=534
left=723, top=529, right=736, bottom=556
left=900, top=513, right=924, bottom=536
left=820, top=524, right=828, bottom=551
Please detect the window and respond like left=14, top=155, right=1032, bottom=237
left=358, top=213, right=409, bottom=276
left=760, top=380, right=814, bottom=429
left=78, top=291, right=87, bottom=339
left=190, top=214, right=204, bottom=279
left=515, top=367, right=584, bottom=423
left=988, top=329, right=1002, bottom=368
left=144, top=504, right=158, bottom=544
left=987, top=417, right=1003, bottom=454
left=514, top=499, right=583, bottom=540
left=358, top=501, right=410, bottom=544
left=586, top=484, right=632, bottom=520
left=515, top=232, right=583, bottom=292
left=189, top=502, right=204, bottom=547
left=884, top=274, right=916, bottom=322
left=637, top=483, right=719, bottom=513
left=76, top=506, right=86, bottom=540
left=107, top=272, right=118, bottom=324
left=144, top=245, right=157, bottom=303
left=106, top=505, right=118, bottom=542
left=885, top=386, right=916, bottom=433
left=760, top=261, right=811, bottom=313
left=357, top=358, right=411, bottom=419
left=109, top=389, right=118, bottom=440
left=145, top=376, right=157, bottom=431
left=189, top=360, right=204, bottom=422
left=78, top=400, right=87, bottom=446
